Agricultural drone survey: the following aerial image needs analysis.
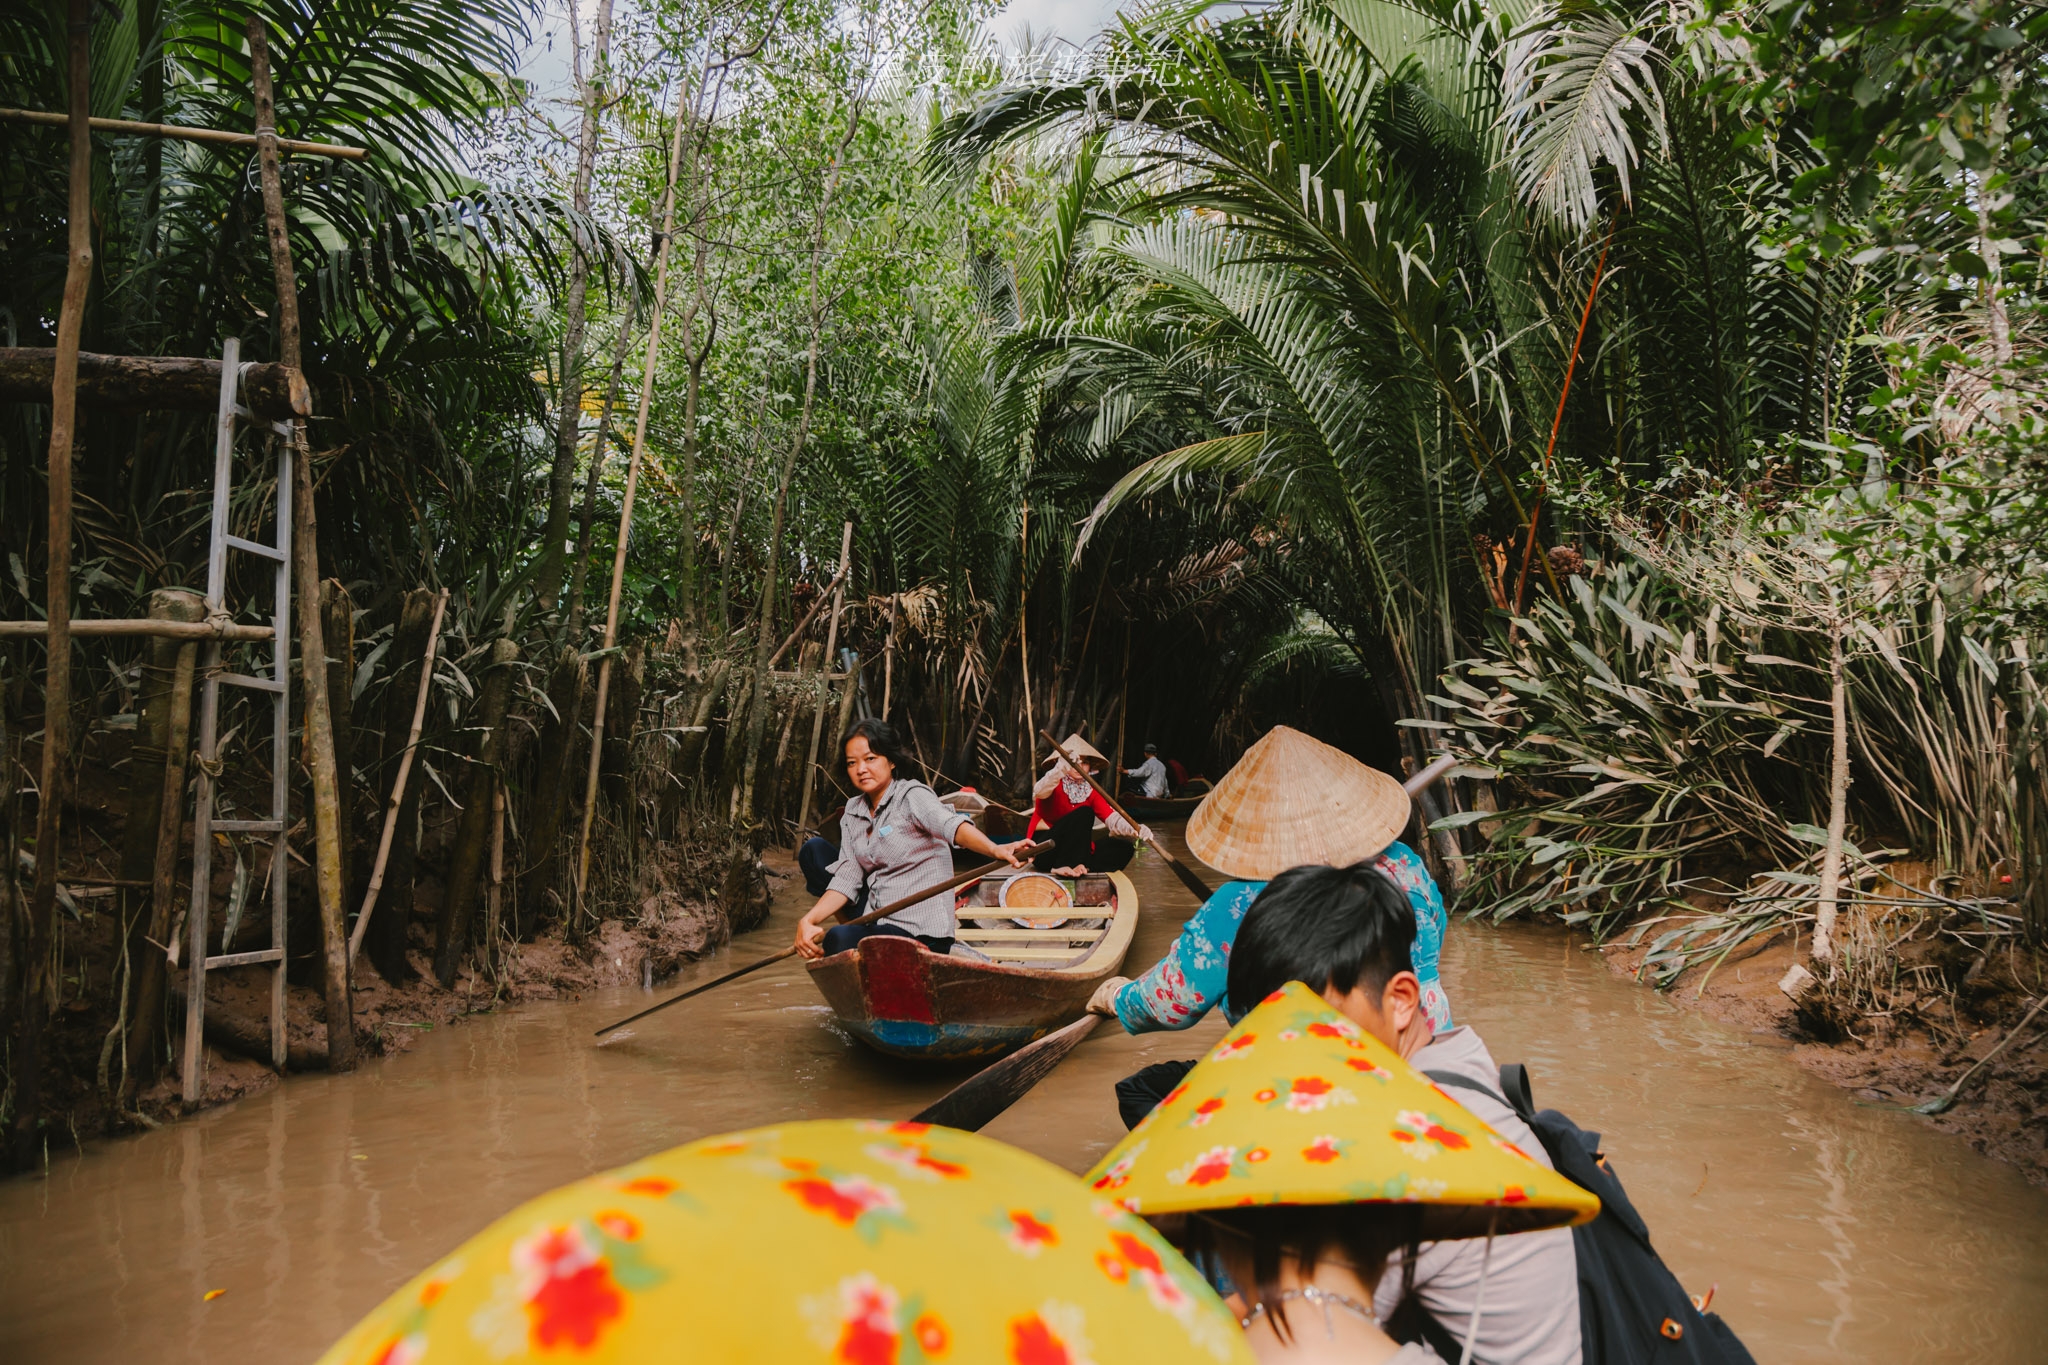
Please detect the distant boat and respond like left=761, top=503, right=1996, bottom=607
left=1119, top=778, right=1211, bottom=820
left=805, top=869, right=1138, bottom=1061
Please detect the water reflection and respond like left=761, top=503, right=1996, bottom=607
left=2, top=831, right=2044, bottom=1363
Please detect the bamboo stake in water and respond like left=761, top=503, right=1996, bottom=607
left=571, top=82, right=692, bottom=925
left=349, top=589, right=448, bottom=962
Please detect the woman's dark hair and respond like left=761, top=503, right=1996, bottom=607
left=1175, top=1203, right=1422, bottom=1344
left=1225, top=862, right=1417, bottom=1018
left=840, top=717, right=913, bottom=774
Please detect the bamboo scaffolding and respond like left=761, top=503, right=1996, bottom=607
left=0, top=107, right=365, bottom=159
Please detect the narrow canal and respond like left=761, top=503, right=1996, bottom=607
left=3, top=827, right=2044, bottom=1362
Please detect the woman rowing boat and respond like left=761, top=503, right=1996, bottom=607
left=1085, top=727, right=1453, bottom=1121
left=1027, top=732, right=1155, bottom=876
left=793, top=719, right=1022, bottom=961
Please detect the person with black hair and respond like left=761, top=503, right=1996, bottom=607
left=792, top=719, right=1021, bottom=960
left=1225, top=863, right=1584, bottom=1365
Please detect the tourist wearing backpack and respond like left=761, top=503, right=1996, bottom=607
left=1226, top=865, right=1583, bottom=1364
left=1226, top=864, right=1759, bottom=1365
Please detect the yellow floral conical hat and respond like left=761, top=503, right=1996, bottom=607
left=1084, top=984, right=1599, bottom=1239
left=319, top=1119, right=1255, bottom=1365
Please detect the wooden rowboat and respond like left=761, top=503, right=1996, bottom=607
left=805, top=869, right=1139, bottom=1062
left=1118, top=791, right=1203, bottom=819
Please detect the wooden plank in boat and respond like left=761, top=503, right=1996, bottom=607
left=981, top=948, right=1098, bottom=962
left=956, top=927, right=1105, bottom=942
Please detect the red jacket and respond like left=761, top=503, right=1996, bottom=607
left=1027, top=776, right=1115, bottom=837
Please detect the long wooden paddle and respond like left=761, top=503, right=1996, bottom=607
left=1040, top=729, right=1214, bottom=904
left=593, top=841, right=1044, bottom=1039
left=912, top=750, right=1468, bottom=1131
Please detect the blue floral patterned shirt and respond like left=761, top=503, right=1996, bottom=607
left=1110, top=841, right=1454, bottom=1035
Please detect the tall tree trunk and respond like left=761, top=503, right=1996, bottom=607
left=248, top=18, right=354, bottom=1069
left=14, top=0, right=92, bottom=1167
left=569, top=71, right=695, bottom=924
left=321, top=580, right=356, bottom=917
left=434, top=638, right=520, bottom=987
left=735, top=89, right=869, bottom=821
left=535, top=0, right=617, bottom=615
left=567, top=298, right=637, bottom=642
left=369, top=589, right=435, bottom=984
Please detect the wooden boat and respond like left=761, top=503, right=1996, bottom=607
left=1118, top=780, right=1210, bottom=820
left=805, top=868, right=1139, bottom=1061
left=938, top=789, right=1030, bottom=842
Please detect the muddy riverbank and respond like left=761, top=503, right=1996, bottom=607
left=1602, top=920, right=2048, bottom=1186
left=4, top=831, right=2047, bottom=1363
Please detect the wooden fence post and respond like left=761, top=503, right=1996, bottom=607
left=120, top=590, right=204, bottom=1094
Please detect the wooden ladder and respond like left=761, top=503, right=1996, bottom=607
left=181, top=337, right=295, bottom=1102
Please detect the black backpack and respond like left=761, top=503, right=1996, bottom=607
left=1421, top=1065, right=1757, bottom=1365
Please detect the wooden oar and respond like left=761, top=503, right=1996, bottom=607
left=910, top=750, right=1470, bottom=1131
left=592, top=842, right=1044, bottom=1039
left=1040, top=729, right=1215, bottom=904
left=911, top=1014, right=1101, bottom=1130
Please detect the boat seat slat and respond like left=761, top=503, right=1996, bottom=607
left=956, top=928, right=1106, bottom=942
left=984, top=948, right=1098, bottom=962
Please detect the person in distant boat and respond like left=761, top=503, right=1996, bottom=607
left=1123, top=742, right=1169, bottom=799
left=1027, top=733, right=1154, bottom=876
left=1085, top=727, right=1452, bottom=1082
left=793, top=719, right=1021, bottom=960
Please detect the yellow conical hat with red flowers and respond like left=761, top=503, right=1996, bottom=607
left=317, top=1119, right=1254, bottom=1365
left=1083, top=983, right=1600, bottom=1240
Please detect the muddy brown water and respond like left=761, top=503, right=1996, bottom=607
left=3, top=828, right=2045, bottom=1362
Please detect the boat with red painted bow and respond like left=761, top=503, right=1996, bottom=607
left=805, top=868, right=1139, bottom=1061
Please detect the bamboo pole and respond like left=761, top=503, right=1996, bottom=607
left=348, top=588, right=448, bottom=963
left=794, top=521, right=854, bottom=849
left=881, top=592, right=898, bottom=719
left=16, top=0, right=93, bottom=1164
left=571, top=80, right=693, bottom=924
left=1018, top=504, right=1033, bottom=787
left=0, top=106, right=365, bottom=158
left=0, top=617, right=273, bottom=640
left=248, top=17, right=354, bottom=1069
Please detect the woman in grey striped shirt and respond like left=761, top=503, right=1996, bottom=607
left=792, top=719, right=1022, bottom=959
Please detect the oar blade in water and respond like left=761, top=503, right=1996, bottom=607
left=913, top=1014, right=1102, bottom=1132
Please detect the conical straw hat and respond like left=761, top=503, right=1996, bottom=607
left=1042, top=731, right=1108, bottom=769
left=1185, top=726, right=1409, bottom=879
left=1083, top=983, right=1600, bottom=1239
